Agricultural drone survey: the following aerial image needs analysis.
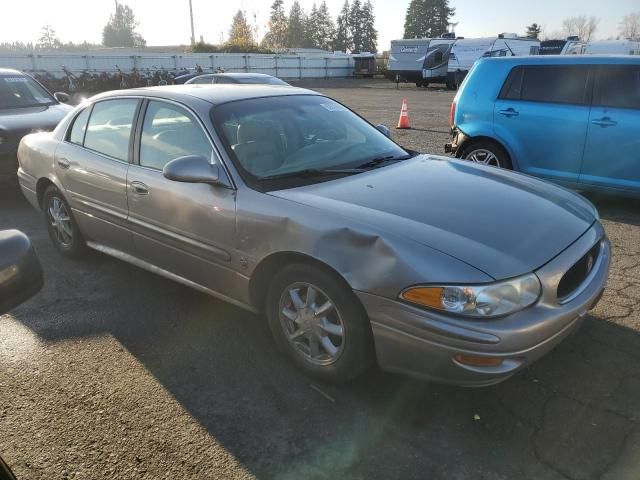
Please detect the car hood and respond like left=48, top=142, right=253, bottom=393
left=270, top=156, right=596, bottom=280
left=0, top=103, right=72, bottom=133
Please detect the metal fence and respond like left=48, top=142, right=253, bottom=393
left=0, top=52, right=355, bottom=79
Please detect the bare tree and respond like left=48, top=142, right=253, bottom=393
left=562, top=16, right=599, bottom=42
left=619, top=12, right=640, bottom=39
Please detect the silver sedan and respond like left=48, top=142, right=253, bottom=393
left=17, top=85, right=610, bottom=386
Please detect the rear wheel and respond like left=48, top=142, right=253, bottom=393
left=460, top=141, right=512, bottom=169
left=43, top=185, right=86, bottom=257
left=266, top=263, right=374, bottom=383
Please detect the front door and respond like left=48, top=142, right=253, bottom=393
left=126, top=99, right=238, bottom=294
left=54, top=98, right=139, bottom=253
left=493, top=65, right=591, bottom=185
left=580, top=65, right=640, bottom=192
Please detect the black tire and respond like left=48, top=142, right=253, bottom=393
left=266, top=263, right=374, bottom=383
left=460, top=141, right=512, bottom=169
left=42, top=185, right=86, bottom=258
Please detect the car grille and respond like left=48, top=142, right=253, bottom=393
left=557, top=242, right=601, bottom=301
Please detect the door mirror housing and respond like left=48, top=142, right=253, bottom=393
left=0, top=230, right=44, bottom=316
left=376, top=124, right=391, bottom=138
left=163, top=155, right=222, bottom=185
left=53, top=92, right=71, bottom=103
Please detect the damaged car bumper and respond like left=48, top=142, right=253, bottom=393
left=357, top=223, right=610, bottom=387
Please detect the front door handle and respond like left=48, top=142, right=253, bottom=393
left=56, top=157, right=70, bottom=169
left=130, top=181, right=149, bottom=195
left=498, top=108, right=519, bottom=117
left=591, top=117, right=617, bottom=128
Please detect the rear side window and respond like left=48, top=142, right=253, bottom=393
left=594, top=66, right=640, bottom=110
left=83, top=99, right=138, bottom=162
left=500, top=66, right=589, bottom=105
left=68, top=107, right=91, bottom=145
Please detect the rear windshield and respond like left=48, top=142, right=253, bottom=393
left=0, top=75, right=55, bottom=109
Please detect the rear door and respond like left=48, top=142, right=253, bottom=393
left=580, top=65, right=640, bottom=192
left=493, top=65, right=591, bottom=185
left=126, top=99, right=238, bottom=293
left=54, top=98, right=140, bottom=253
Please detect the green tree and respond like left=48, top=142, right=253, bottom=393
left=360, top=0, right=378, bottom=52
left=287, top=1, right=307, bottom=48
left=102, top=3, right=146, bottom=48
left=262, top=0, right=288, bottom=49
left=333, top=0, right=352, bottom=51
left=307, top=2, right=335, bottom=50
left=227, top=10, right=255, bottom=49
left=403, top=0, right=455, bottom=39
left=526, top=23, right=542, bottom=39
left=36, top=25, right=61, bottom=50
left=350, top=0, right=363, bottom=51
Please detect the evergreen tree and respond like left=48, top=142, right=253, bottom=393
left=350, top=0, right=363, bottom=51
left=102, top=3, right=146, bottom=48
left=263, top=0, right=288, bottom=49
left=334, top=0, right=352, bottom=51
left=287, top=1, right=307, bottom=48
left=307, top=2, right=336, bottom=50
left=525, top=23, right=542, bottom=39
left=227, top=10, right=255, bottom=49
left=360, top=0, right=378, bottom=52
left=403, top=0, right=455, bottom=39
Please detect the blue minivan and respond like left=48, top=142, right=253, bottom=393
left=446, top=56, right=640, bottom=195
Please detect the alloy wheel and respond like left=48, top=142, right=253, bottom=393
left=278, top=282, right=345, bottom=366
left=465, top=148, right=501, bottom=167
left=48, top=196, right=73, bottom=247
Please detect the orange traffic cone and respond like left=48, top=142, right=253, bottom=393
left=396, top=99, right=410, bottom=129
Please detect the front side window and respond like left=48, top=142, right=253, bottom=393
left=594, top=66, right=640, bottom=110
left=139, top=100, right=212, bottom=170
left=212, top=95, right=409, bottom=189
left=500, top=66, right=589, bottom=105
left=68, top=106, right=91, bottom=145
left=83, top=99, right=138, bottom=161
left=0, top=75, right=55, bottom=109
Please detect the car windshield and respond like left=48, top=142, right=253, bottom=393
left=211, top=95, right=409, bottom=188
left=0, top=74, right=55, bottom=109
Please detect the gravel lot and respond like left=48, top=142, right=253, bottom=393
left=1, top=79, right=640, bottom=480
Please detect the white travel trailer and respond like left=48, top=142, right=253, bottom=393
left=540, top=37, right=586, bottom=55
left=387, top=36, right=456, bottom=86
left=447, top=34, right=540, bottom=89
left=585, top=39, right=640, bottom=55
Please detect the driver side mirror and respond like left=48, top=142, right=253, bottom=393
left=163, top=155, right=223, bottom=185
left=0, top=230, right=44, bottom=316
left=53, top=92, right=71, bottom=103
left=376, top=124, right=391, bottom=138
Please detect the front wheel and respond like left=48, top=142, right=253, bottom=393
left=266, top=264, right=374, bottom=383
left=460, top=141, right=512, bottom=169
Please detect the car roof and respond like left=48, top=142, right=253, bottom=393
left=90, top=84, right=319, bottom=106
left=480, top=55, right=640, bottom=66
left=0, top=68, right=25, bottom=76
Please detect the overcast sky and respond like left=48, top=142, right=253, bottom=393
left=2, top=0, right=638, bottom=50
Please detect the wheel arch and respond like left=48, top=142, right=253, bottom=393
left=36, top=177, right=58, bottom=210
left=248, top=251, right=356, bottom=313
left=457, top=135, right=516, bottom=169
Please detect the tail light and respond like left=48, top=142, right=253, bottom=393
left=449, top=101, right=456, bottom=128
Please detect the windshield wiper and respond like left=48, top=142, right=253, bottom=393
left=261, top=168, right=364, bottom=181
left=356, top=154, right=413, bottom=170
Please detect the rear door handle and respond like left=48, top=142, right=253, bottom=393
left=591, top=117, right=617, bottom=127
left=498, top=108, right=519, bottom=117
left=130, top=181, right=149, bottom=195
left=56, top=157, right=70, bottom=169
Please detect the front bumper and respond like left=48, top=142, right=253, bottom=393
left=357, top=222, right=611, bottom=387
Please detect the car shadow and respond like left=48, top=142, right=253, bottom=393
left=584, top=192, right=640, bottom=228
left=3, top=187, right=640, bottom=479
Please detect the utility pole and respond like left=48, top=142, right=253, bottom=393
left=189, top=0, right=196, bottom=46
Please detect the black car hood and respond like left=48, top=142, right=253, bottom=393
left=0, top=103, right=72, bottom=138
left=272, top=155, right=597, bottom=280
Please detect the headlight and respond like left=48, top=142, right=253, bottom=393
left=400, top=274, right=541, bottom=318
